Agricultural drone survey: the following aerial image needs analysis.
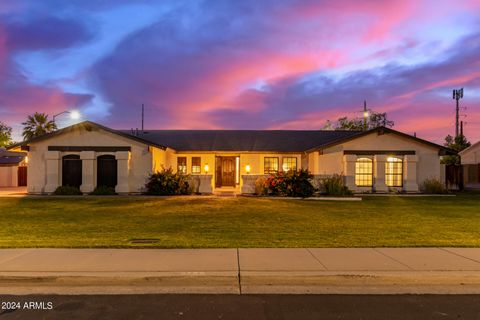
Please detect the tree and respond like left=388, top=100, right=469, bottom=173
left=0, top=121, right=12, bottom=147
left=441, top=134, right=471, bottom=165
left=325, top=111, right=394, bottom=131
left=22, top=112, right=57, bottom=141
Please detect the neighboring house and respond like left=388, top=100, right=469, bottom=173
left=459, top=141, right=480, bottom=189
left=7, top=121, right=453, bottom=194
left=0, top=148, right=27, bottom=187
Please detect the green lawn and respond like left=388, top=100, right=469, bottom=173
left=0, top=194, right=479, bottom=248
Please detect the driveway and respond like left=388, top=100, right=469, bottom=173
left=0, top=187, right=27, bottom=196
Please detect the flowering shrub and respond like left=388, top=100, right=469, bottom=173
left=256, top=169, right=315, bottom=197
left=145, top=167, right=191, bottom=195
left=255, top=176, right=269, bottom=195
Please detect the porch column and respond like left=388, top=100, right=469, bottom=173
left=404, top=155, right=419, bottom=192
left=374, top=155, right=388, bottom=192
left=198, top=174, right=213, bottom=193
left=241, top=174, right=257, bottom=194
left=44, top=151, right=60, bottom=193
left=343, top=154, right=357, bottom=191
left=80, top=151, right=95, bottom=193
left=115, top=151, right=130, bottom=193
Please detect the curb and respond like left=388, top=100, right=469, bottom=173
left=2, top=271, right=480, bottom=295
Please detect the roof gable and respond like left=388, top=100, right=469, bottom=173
left=8, top=121, right=166, bottom=150
left=307, top=127, right=455, bottom=155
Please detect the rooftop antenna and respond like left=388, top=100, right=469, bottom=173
left=141, top=104, right=144, bottom=132
left=453, top=88, right=464, bottom=137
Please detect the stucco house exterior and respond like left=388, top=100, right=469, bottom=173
left=0, top=148, right=27, bottom=187
left=460, top=141, right=480, bottom=189
left=8, top=121, right=452, bottom=195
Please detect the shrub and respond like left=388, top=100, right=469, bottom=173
left=90, top=186, right=117, bottom=195
left=254, top=176, right=269, bottom=196
left=261, top=169, right=315, bottom=198
left=145, top=167, right=191, bottom=195
left=53, top=186, right=82, bottom=195
left=421, top=178, right=448, bottom=194
left=318, top=174, right=352, bottom=196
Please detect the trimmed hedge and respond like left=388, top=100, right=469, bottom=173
left=53, top=186, right=82, bottom=195
left=90, top=186, right=117, bottom=195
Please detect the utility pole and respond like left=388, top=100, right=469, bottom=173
left=453, top=88, right=464, bottom=137
left=362, top=100, right=369, bottom=131
left=141, top=104, right=144, bottom=132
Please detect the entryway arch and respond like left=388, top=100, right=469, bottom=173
left=97, top=154, right=117, bottom=188
left=62, top=154, right=82, bottom=188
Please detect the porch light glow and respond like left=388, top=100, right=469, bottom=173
left=245, top=164, right=251, bottom=174
left=24, top=156, right=28, bottom=164
left=204, top=164, right=209, bottom=173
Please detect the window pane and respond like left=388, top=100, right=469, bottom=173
left=282, top=157, right=297, bottom=172
left=264, top=157, right=279, bottom=174
left=385, top=157, right=403, bottom=187
left=177, top=157, right=187, bottom=174
left=355, top=157, right=373, bottom=187
left=192, top=157, right=201, bottom=174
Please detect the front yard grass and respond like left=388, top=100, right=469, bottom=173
left=0, top=194, right=479, bottom=248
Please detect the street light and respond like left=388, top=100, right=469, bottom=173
left=53, top=110, right=81, bottom=124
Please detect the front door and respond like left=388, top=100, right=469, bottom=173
left=215, top=156, right=236, bottom=187
left=221, top=157, right=236, bottom=187
left=17, top=166, right=27, bottom=186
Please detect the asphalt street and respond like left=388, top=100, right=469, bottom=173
left=0, top=294, right=479, bottom=319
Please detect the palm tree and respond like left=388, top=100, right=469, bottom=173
left=22, top=112, right=57, bottom=141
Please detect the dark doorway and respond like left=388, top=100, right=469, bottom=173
left=62, top=154, right=82, bottom=188
left=17, top=166, right=27, bottom=186
left=97, top=155, right=117, bottom=188
left=221, top=157, right=236, bottom=187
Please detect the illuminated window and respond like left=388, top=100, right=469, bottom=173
left=282, top=157, right=297, bottom=172
left=386, top=157, right=403, bottom=187
left=355, top=157, right=373, bottom=187
left=177, top=157, right=187, bottom=174
left=264, top=157, right=279, bottom=174
left=191, top=157, right=201, bottom=174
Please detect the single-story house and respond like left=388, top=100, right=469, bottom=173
left=459, top=141, right=480, bottom=189
left=7, top=121, right=453, bottom=194
left=0, top=148, right=27, bottom=187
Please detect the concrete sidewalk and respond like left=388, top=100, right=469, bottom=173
left=1, top=248, right=480, bottom=294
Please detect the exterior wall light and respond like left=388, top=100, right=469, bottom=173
left=245, top=164, right=251, bottom=174
left=204, top=164, right=209, bottom=174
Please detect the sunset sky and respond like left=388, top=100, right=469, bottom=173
left=0, top=0, right=479, bottom=143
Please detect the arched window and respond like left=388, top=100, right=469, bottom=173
left=62, top=154, right=82, bottom=188
left=386, top=157, right=403, bottom=187
left=355, top=157, right=373, bottom=187
left=97, top=155, right=118, bottom=188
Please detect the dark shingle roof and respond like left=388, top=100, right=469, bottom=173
left=0, top=148, right=25, bottom=165
left=119, top=130, right=363, bottom=152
